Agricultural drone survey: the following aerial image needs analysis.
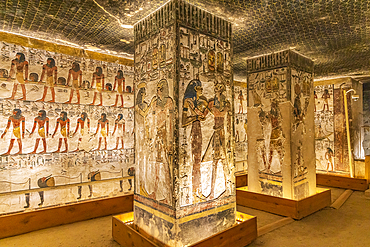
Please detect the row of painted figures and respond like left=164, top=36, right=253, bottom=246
left=1, top=109, right=127, bottom=155
left=0, top=53, right=130, bottom=106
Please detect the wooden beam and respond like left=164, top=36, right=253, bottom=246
left=330, top=189, right=353, bottom=209
left=257, top=217, right=294, bottom=237
left=0, top=194, right=133, bottom=239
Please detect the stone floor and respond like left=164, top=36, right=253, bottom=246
left=0, top=187, right=369, bottom=247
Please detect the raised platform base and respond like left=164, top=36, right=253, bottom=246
left=0, top=194, right=133, bottom=239
left=112, top=211, right=257, bottom=247
left=235, top=172, right=248, bottom=188
left=236, top=187, right=331, bottom=220
left=316, top=173, right=369, bottom=191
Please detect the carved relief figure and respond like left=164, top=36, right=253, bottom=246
left=1, top=109, right=25, bottom=155
left=38, top=58, right=57, bottom=102
left=182, top=78, right=208, bottom=198
left=8, top=53, right=28, bottom=100
left=325, top=147, right=334, bottom=171
left=72, top=112, right=90, bottom=152
left=260, top=99, right=285, bottom=173
left=113, top=70, right=125, bottom=107
left=238, top=90, right=244, bottom=114
left=36, top=175, right=55, bottom=206
left=207, top=81, right=232, bottom=199
left=322, top=89, right=330, bottom=111
left=94, top=113, right=109, bottom=151
left=52, top=111, right=70, bottom=153
left=29, top=110, right=49, bottom=154
left=66, top=62, right=82, bottom=104
left=135, top=83, right=156, bottom=195
left=112, top=114, right=125, bottom=150
left=151, top=79, right=173, bottom=203
left=90, top=67, right=105, bottom=106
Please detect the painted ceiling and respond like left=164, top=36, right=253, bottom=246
left=1, top=0, right=370, bottom=80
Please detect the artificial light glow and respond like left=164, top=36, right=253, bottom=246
left=56, top=39, right=81, bottom=47
left=92, top=0, right=133, bottom=29
left=121, top=24, right=134, bottom=29
left=120, top=39, right=131, bottom=44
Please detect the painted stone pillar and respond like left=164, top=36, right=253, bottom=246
left=134, top=1, right=235, bottom=246
left=246, top=49, right=316, bottom=200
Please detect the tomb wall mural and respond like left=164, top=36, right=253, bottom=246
left=0, top=41, right=135, bottom=214
left=247, top=49, right=316, bottom=200
left=314, top=85, right=334, bottom=173
left=363, top=84, right=370, bottom=156
left=314, top=82, right=360, bottom=176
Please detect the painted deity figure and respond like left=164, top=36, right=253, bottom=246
left=72, top=112, right=90, bottom=152
left=293, top=84, right=303, bottom=129
left=244, top=118, right=248, bottom=142
left=66, top=62, right=82, bottom=104
left=322, top=89, right=330, bottom=112
left=207, top=81, right=232, bottom=199
left=182, top=78, right=208, bottom=198
left=30, top=110, right=49, bottom=154
left=113, top=70, right=125, bottom=107
left=135, top=84, right=156, bottom=195
left=90, top=67, right=105, bottom=106
left=8, top=53, right=28, bottom=100
left=52, top=111, right=70, bottom=153
left=325, top=147, right=334, bottom=171
left=112, top=114, right=125, bottom=150
left=238, top=90, right=244, bottom=114
left=38, top=58, right=57, bottom=102
left=94, top=113, right=109, bottom=150
left=151, top=79, right=174, bottom=204
left=259, top=99, right=285, bottom=173
left=1, top=109, right=25, bottom=155
left=235, top=118, right=240, bottom=143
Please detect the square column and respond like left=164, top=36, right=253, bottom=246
left=246, top=49, right=316, bottom=200
left=134, top=1, right=235, bottom=246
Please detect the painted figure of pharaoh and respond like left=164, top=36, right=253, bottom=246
left=135, top=83, right=156, bottom=197
left=8, top=53, right=28, bottom=100
left=182, top=77, right=208, bottom=199
left=257, top=99, right=285, bottom=174
left=207, top=80, right=232, bottom=200
left=38, top=58, right=57, bottom=102
left=151, top=79, right=174, bottom=204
